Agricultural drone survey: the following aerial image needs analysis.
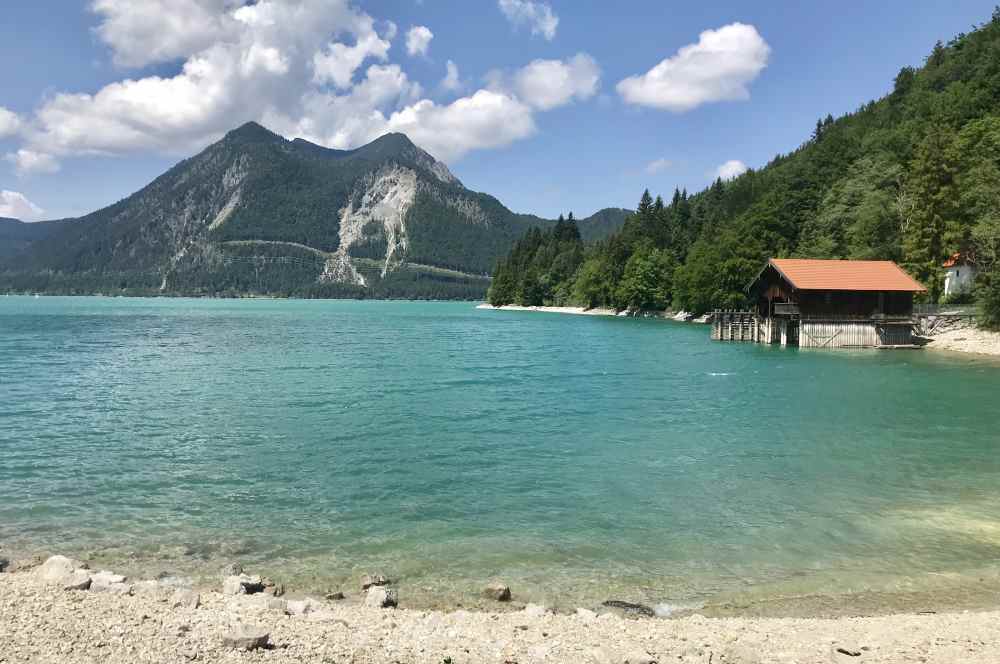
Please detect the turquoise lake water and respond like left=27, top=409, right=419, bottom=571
left=2, top=296, right=1000, bottom=615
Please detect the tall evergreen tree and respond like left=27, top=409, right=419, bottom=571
left=903, top=129, right=961, bottom=301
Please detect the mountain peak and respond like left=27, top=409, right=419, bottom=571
left=224, top=121, right=285, bottom=144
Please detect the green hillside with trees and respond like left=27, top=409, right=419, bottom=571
left=489, top=9, right=1000, bottom=329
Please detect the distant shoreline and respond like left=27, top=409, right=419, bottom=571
left=477, top=303, right=1000, bottom=357
left=475, top=303, right=621, bottom=317
left=475, top=303, right=706, bottom=321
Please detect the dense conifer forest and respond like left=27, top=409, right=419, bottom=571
left=489, top=10, right=1000, bottom=329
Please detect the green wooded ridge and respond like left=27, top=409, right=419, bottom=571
left=488, top=9, right=1000, bottom=329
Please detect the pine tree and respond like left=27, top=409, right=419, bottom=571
left=637, top=190, right=654, bottom=218
left=903, top=128, right=961, bottom=301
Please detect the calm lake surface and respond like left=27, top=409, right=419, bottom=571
left=2, top=296, right=1000, bottom=615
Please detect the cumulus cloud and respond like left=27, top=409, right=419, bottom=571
left=498, top=0, right=558, bottom=40
left=441, top=60, right=461, bottom=91
left=617, top=23, right=770, bottom=112
left=6, top=149, right=61, bottom=176
left=645, top=158, right=672, bottom=174
left=0, top=107, right=21, bottom=138
left=405, top=25, right=433, bottom=57
left=383, top=90, right=536, bottom=161
left=9, top=0, right=592, bottom=168
left=715, top=159, right=748, bottom=180
left=509, top=53, right=600, bottom=110
left=0, top=190, right=45, bottom=221
left=92, top=0, right=239, bottom=68
left=312, top=18, right=392, bottom=88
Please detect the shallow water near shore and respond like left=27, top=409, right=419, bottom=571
left=2, top=296, right=1000, bottom=616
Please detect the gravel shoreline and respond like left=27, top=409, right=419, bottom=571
left=923, top=326, right=1000, bottom=357
left=3, top=559, right=1000, bottom=663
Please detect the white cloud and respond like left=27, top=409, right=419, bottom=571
left=617, top=23, right=770, bottom=112
left=0, top=190, right=45, bottom=221
left=312, top=19, right=392, bottom=88
left=645, top=158, right=672, bottom=174
left=6, top=149, right=61, bottom=176
left=10, top=0, right=587, bottom=167
left=510, top=53, right=600, bottom=110
left=715, top=159, right=748, bottom=180
left=441, top=60, right=461, bottom=91
left=0, top=107, right=21, bottom=138
left=384, top=90, right=536, bottom=161
left=92, top=0, right=239, bottom=68
left=498, top=0, right=558, bottom=40
left=405, top=25, right=433, bottom=57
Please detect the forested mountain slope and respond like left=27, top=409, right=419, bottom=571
left=0, top=124, right=625, bottom=299
left=490, top=9, right=1000, bottom=327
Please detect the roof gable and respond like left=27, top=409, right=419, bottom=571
left=761, top=259, right=926, bottom=292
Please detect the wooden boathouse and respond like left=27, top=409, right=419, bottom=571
left=712, top=258, right=927, bottom=348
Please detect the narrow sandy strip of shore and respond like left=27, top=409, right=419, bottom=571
left=476, top=303, right=621, bottom=317
left=4, top=567, right=1000, bottom=663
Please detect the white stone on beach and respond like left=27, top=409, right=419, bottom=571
left=36, top=555, right=87, bottom=583
left=36, top=556, right=92, bottom=590
left=222, top=574, right=265, bottom=595
left=221, top=624, right=270, bottom=650
left=89, top=571, right=131, bottom=594
left=365, top=586, right=397, bottom=608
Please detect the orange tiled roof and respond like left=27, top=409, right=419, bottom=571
left=768, top=258, right=926, bottom=292
left=942, top=252, right=974, bottom=268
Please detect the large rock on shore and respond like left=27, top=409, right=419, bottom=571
left=221, top=624, right=270, bottom=650
left=36, top=556, right=92, bottom=590
left=90, top=571, right=131, bottom=594
left=483, top=583, right=512, bottom=601
left=222, top=574, right=265, bottom=595
left=36, top=556, right=86, bottom=581
left=365, top=586, right=397, bottom=608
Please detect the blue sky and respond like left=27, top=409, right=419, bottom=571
left=0, top=0, right=996, bottom=222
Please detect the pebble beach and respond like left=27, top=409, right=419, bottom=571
left=3, top=556, right=1000, bottom=664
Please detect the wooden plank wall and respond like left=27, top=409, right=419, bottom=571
left=800, top=321, right=877, bottom=348
left=711, top=312, right=757, bottom=342
left=711, top=314, right=915, bottom=348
